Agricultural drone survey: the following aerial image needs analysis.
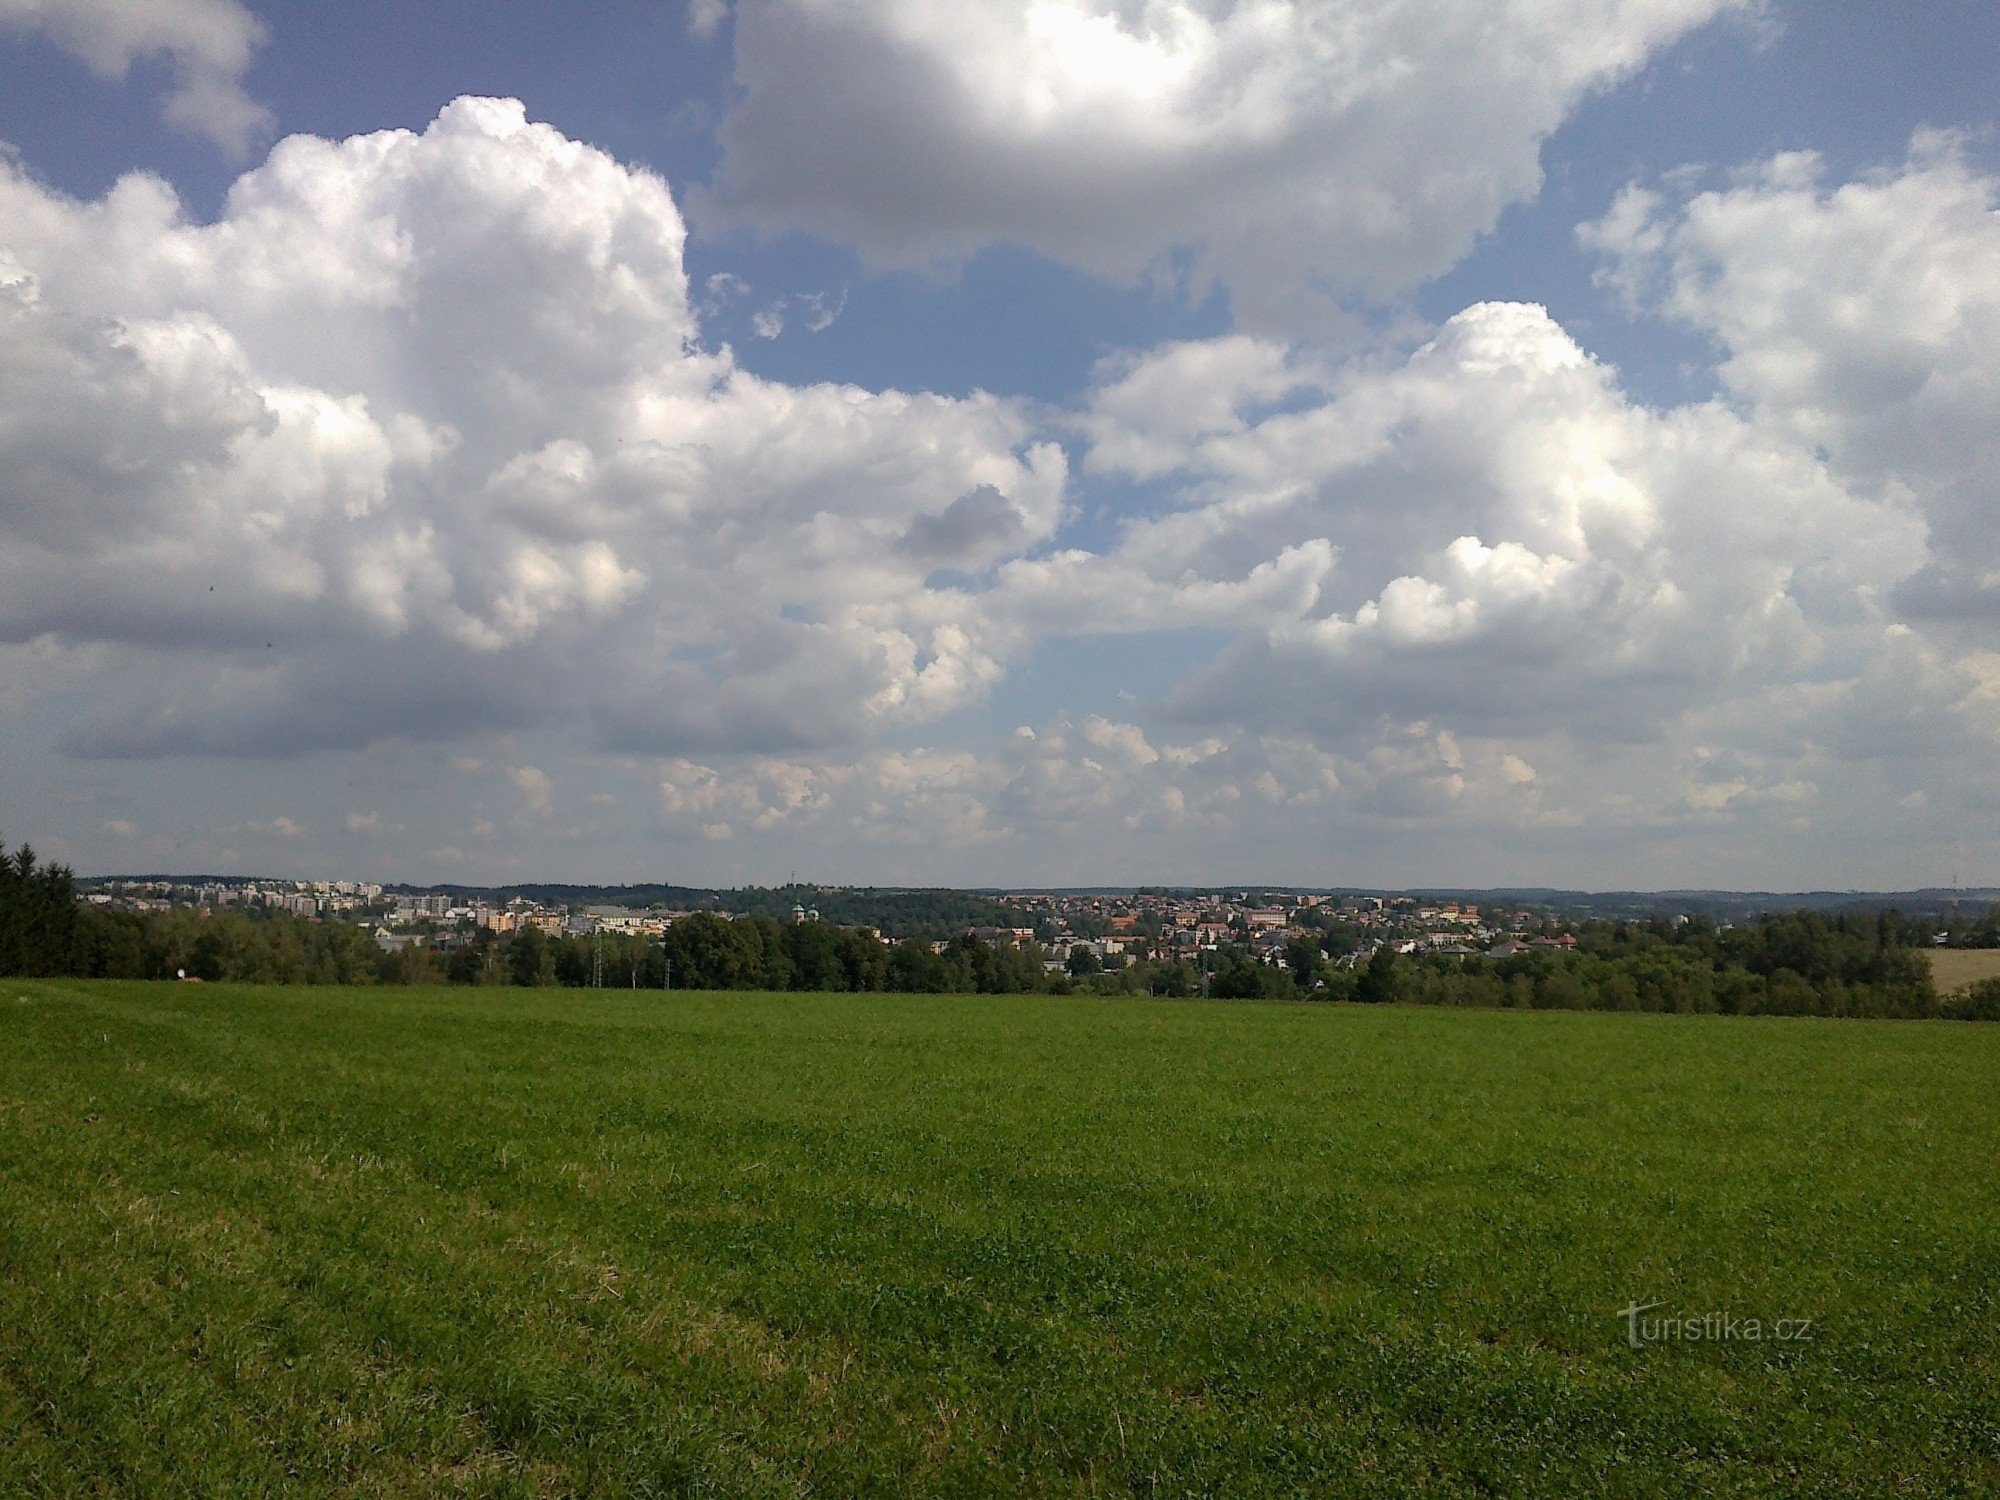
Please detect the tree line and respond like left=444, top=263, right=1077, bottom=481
left=4, top=842, right=1998, bottom=1019
left=1321, top=912, right=1997, bottom=1020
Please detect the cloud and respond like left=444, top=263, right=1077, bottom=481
left=700, top=270, right=750, bottom=314
left=896, top=484, right=1029, bottom=563
left=1034, top=300, right=1930, bottom=759
left=743, top=288, right=847, bottom=339
left=623, top=668, right=1990, bottom=886
left=509, top=765, right=554, bottom=817
left=344, top=811, right=382, bottom=835
left=1584, top=132, right=2000, bottom=625
left=705, top=0, right=1743, bottom=327
left=892, top=285, right=1973, bottom=882
left=687, top=0, right=727, bottom=39
left=1080, top=333, right=1325, bottom=480
left=799, top=288, right=846, bottom=333
left=16, top=101, right=2000, bottom=886
left=639, top=714, right=1602, bottom=881
left=929, top=128, right=2000, bottom=878
left=0, top=98, right=1066, bottom=761
left=0, top=0, right=270, bottom=153
left=237, top=815, right=303, bottom=839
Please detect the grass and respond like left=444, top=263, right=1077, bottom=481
left=1928, top=948, right=2000, bottom=994
left=2, top=982, right=1997, bottom=1496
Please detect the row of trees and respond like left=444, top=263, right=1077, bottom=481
left=1336, top=911, right=1996, bottom=1020
left=1573, top=910, right=1940, bottom=984
left=1352, top=946, right=1999, bottom=1020
left=8, top=900, right=1061, bottom=996
left=434, top=914, right=1056, bottom=995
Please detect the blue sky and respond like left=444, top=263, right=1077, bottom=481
left=2, top=1, right=1998, bottom=889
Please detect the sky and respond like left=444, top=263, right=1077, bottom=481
left=2, top=1, right=1999, bottom=891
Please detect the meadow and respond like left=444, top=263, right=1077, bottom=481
left=1928, top=946, right=2000, bottom=994
left=2, top=981, right=1995, bottom=1495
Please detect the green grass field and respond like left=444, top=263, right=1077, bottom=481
left=2, top=982, right=1996, bottom=1495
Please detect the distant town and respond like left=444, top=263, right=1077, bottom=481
left=81, top=874, right=1996, bottom=978
left=0, top=858, right=1974, bottom=1017
left=77, top=875, right=1601, bottom=974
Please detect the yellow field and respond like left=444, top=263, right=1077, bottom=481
left=1928, top=948, right=2000, bottom=993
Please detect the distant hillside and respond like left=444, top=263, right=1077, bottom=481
left=85, top=874, right=1999, bottom=933
left=383, top=882, right=1021, bottom=940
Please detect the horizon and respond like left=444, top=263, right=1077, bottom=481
left=72, top=870, right=2000, bottom=906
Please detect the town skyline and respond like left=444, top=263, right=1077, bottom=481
left=62, top=863, right=1987, bottom=1003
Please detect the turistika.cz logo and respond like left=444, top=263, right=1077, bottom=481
left=1618, top=1301, right=1816, bottom=1350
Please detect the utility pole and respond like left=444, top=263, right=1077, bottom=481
left=592, top=927, right=604, bottom=989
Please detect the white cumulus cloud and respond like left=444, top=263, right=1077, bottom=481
left=705, top=0, right=1744, bottom=326
left=0, top=98, right=1066, bottom=761
left=1036, top=299, right=1929, bottom=754
left=0, top=0, right=269, bottom=153
left=1585, top=133, right=2000, bottom=627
